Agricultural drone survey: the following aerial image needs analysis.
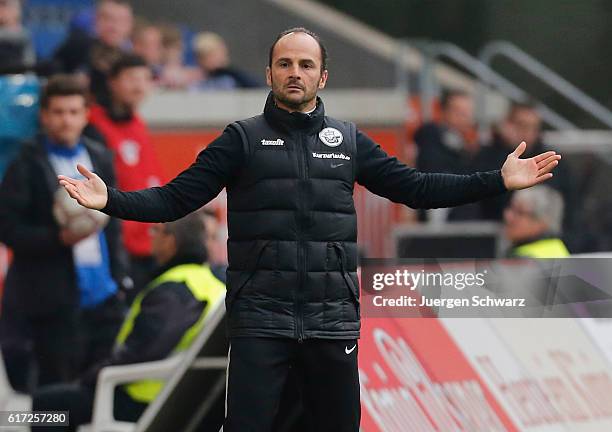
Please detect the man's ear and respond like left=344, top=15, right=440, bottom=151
left=318, top=69, right=328, bottom=90
left=266, top=66, right=272, bottom=87
left=168, top=235, right=178, bottom=257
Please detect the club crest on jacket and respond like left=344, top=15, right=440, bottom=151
left=319, top=127, right=343, bottom=147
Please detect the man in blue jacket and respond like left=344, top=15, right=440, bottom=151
left=58, top=27, right=561, bottom=432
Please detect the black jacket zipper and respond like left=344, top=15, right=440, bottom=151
left=296, top=132, right=307, bottom=342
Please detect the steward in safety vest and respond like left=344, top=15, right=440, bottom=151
left=32, top=213, right=225, bottom=429
left=504, top=185, right=570, bottom=258
left=116, top=260, right=225, bottom=403
left=112, top=214, right=225, bottom=404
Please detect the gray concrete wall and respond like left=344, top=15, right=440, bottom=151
left=141, top=89, right=408, bottom=128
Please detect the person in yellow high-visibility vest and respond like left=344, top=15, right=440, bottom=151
left=504, top=185, right=570, bottom=258
left=32, top=213, right=225, bottom=431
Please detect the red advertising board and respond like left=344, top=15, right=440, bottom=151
left=149, top=128, right=405, bottom=180
left=359, top=317, right=518, bottom=431
left=150, top=129, right=223, bottom=182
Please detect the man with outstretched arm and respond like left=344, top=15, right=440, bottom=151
left=59, top=27, right=560, bottom=432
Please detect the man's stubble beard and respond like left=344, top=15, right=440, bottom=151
left=271, top=78, right=317, bottom=112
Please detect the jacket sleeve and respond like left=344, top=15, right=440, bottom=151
left=0, top=156, right=64, bottom=256
left=80, top=281, right=206, bottom=386
left=101, top=126, right=243, bottom=222
left=356, top=129, right=507, bottom=209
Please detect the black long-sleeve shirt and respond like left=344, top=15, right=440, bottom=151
left=103, top=127, right=506, bottom=222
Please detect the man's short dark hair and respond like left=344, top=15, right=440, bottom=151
left=440, top=89, right=470, bottom=110
left=164, top=213, right=208, bottom=263
left=40, top=74, right=89, bottom=109
left=108, top=53, right=149, bottom=79
left=268, top=27, right=328, bottom=72
left=508, top=100, right=538, bottom=117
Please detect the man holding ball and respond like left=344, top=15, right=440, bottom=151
left=59, top=28, right=560, bottom=431
left=0, top=75, right=127, bottom=390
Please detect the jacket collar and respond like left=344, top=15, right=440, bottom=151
left=43, top=137, right=84, bottom=158
left=263, top=91, right=325, bottom=134
left=151, top=253, right=207, bottom=279
left=511, top=233, right=557, bottom=249
left=25, top=134, right=105, bottom=194
left=23, top=135, right=70, bottom=193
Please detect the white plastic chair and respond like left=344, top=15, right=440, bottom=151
left=79, top=295, right=226, bottom=432
left=78, top=355, right=185, bottom=432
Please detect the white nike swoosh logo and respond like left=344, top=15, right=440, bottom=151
left=345, top=344, right=357, bottom=354
left=331, top=163, right=344, bottom=168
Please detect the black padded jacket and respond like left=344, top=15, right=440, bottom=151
left=102, top=93, right=506, bottom=339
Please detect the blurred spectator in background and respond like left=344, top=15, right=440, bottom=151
left=504, top=185, right=569, bottom=258
left=131, top=18, right=163, bottom=81
left=69, top=7, right=96, bottom=36
left=197, top=207, right=227, bottom=283
left=0, top=75, right=126, bottom=391
left=33, top=213, right=226, bottom=431
left=0, top=0, right=35, bottom=70
left=157, top=23, right=200, bottom=89
left=191, top=31, right=260, bottom=90
left=474, top=102, right=574, bottom=234
left=53, top=0, right=134, bottom=104
left=576, top=152, right=612, bottom=252
left=414, top=90, right=480, bottom=221
left=86, top=54, right=163, bottom=301
left=415, top=90, right=477, bottom=174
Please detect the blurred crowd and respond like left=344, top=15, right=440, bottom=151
left=0, top=1, right=235, bottom=426
left=0, top=0, right=261, bottom=93
left=413, top=90, right=595, bottom=255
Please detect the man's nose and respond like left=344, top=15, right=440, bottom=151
left=288, top=64, right=302, bottom=78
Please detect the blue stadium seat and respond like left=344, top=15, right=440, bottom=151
left=0, top=75, right=40, bottom=178
left=27, top=25, right=67, bottom=59
left=24, top=0, right=93, bottom=59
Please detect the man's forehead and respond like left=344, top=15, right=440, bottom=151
left=98, top=1, right=131, bottom=14
left=512, top=197, right=532, bottom=209
left=46, top=95, right=87, bottom=109
left=511, top=108, right=539, bottom=121
left=449, top=95, right=472, bottom=106
left=272, top=32, right=321, bottom=61
left=115, top=66, right=152, bottom=78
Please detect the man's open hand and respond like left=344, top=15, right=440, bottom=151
left=58, top=164, right=108, bottom=210
left=501, top=141, right=561, bottom=191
